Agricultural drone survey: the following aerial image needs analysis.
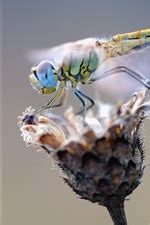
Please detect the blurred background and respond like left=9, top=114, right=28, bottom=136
left=3, top=0, right=150, bottom=224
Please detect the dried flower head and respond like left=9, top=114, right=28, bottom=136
left=18, top=90, right=150, bottom=225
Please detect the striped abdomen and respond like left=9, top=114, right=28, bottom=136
left=110, top=28, right=150, bottom=56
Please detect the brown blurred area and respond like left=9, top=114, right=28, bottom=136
left=2, top=0, right=150, bottom=224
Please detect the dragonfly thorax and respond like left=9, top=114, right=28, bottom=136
left=60, top=47, right=100, bottom=86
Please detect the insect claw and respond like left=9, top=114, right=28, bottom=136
left=22, top=114, right=35, bottom=124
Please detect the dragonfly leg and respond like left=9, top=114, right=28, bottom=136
left=49, top=88, right=66, bottom=108
left=23, top=87, right=65, bottom=123
left=91, top=66, right=150, bottom=89
left=74, top=89, right=95, bottom=114
left=74, top=90, right=86, bottom=114
left=76, top=89, right=95, bottom=110
left=35, top=87, right=65, bottom=114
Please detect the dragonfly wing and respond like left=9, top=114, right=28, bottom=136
left=26, top=38, right=97, bottom=66
left=26, top=42, right=73, bottom=66
left=90, top=44, right=150, bottom=102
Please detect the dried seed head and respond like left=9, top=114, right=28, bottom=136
left=19, top=90, right=150, bottom=207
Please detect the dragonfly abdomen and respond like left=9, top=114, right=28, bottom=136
left=112, top=28, right=150, bottom=42
left=110, top=28, right=150, bottom=56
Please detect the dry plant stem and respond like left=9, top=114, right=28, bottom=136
left=106, top=199, right=127, bottom=225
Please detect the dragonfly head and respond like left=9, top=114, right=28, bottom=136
left=29, top=61, right=59, bottom=94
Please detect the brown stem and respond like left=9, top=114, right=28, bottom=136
left=105, top=199, right=127, bottom=225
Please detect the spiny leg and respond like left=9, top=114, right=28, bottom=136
left=74, top=89, right=95, bottom=114
left=74, top=90, right=86, bottom=115
left=23, top=87, right=65, bottom=122
left=34, top=87, right=65, bottom=114
left=76, top=89, right=95, bottom=110
left=91, top=66, right=150, bottom=89
left=49, top=88, right=66, bottom=108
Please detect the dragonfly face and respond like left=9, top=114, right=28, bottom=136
left=29, top=61, right=58, bottom=94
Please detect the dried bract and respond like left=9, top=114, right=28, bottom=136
left=19, top=90, right=150, bottom=225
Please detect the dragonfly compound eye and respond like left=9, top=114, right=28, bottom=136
left=29, top=61, right=58, bottom=94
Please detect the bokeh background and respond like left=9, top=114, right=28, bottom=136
left=3, top=0, right=150, bottom=224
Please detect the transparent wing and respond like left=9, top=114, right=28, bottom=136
left=90, top=43, right=150, bottom=102
left=26, top=38, right=98, bottom=67
left=26, top=42, right=74, bottom=66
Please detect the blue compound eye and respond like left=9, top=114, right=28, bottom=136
left=29, top=61, right=58, bottom=94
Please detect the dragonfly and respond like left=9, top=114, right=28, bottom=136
left=28, top=28, right=150, bottom=116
